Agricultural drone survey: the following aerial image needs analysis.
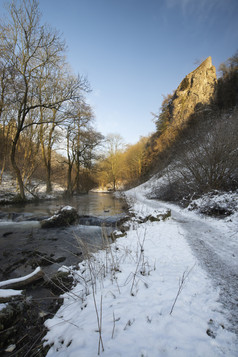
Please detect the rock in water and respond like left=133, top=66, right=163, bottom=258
left=41, top=206, right=78, bottom=228
left=171, top=56, right=217, bottom=125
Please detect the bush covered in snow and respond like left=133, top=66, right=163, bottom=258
left=187, top=191, right=238, bottom=217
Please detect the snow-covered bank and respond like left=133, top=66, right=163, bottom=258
left=43, top=181, right=238, bottom=356
left=126, top=180, right=238, bottom=335
left=0, top=172, right=64, bottom=204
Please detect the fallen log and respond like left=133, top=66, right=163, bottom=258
left=0, top=267, right=44, bottom=290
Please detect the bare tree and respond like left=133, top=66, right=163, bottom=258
left=0, top=0, right=83, bottom=199
left=72, top=103, right=103, bottom=193
left=62, top=99, right=103, bottom=195
left=123, top=137, right=148, bottom=184
left=17, top=111, right=40, bottom=186
left=163, top=109, right=238, bottom=200
left=37, top=63, right=89, bottom=193
left=100, top=134, right=125, bottom=191
left=0, top=50, right=14, bottom=181
left=72, top=101, right=94, bottom=193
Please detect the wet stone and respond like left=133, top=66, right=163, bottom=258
left=41, top=206, right=79, bottom=228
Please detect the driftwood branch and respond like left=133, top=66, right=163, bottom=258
left=0, top=267, right=44, bottom=290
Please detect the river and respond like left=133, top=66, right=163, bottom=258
left=0, top=192, right=127, bottom=281
left=0, top=192, right=127, bottom=356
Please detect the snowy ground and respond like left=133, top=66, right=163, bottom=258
left=43, top=178, right=238, bottom=356
left=0, top=172, right=64, bottom=203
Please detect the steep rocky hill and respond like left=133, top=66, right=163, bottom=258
left=148, top=57, right=218, bottom=157
left=145, top=55, right=238, bottom=204
left=170, top=56, right=217, bottom=125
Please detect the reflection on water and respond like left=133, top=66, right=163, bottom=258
left=0, top=192, right=125, bottom=218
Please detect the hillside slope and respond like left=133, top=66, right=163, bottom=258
left=145, top=55, right=238, bottom=203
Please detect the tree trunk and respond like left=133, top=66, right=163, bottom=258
left=75, top=159, right=80, bottom=194
left=46, top=162, right=52, bottom=193
left=10, top=132, right=25, bottom=200
left=113, top=177, right=116, bottom=191
left=45, top=122, right=55, bottom=193
left=67, top=164, right=73, bottom=196
left=0, top=157, right=6, bottom=184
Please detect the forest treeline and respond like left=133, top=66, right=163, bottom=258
left=0, top=0, right=151, bottom=198
left=0, top=0, right=104, bottom=199
left=0, top=0, right=237, bottom=201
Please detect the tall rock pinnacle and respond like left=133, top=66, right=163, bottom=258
left=171, top=56, right=217, bottom=124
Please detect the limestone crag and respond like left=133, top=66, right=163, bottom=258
left=171, top=56, right=217, bottom=124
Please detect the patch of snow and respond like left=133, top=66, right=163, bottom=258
left=61, top=206, right=74, bottom=211
left=5, top=344, right=16, bottom=353
left=43, top=214, right=58, bottom=222
left=187, top=190, right=238, bottom=216
left=0, top=303, right=7, bottom=311
left=35, top=182, right=65, bottom=193
left=0, top=171, right=65, bottom=203
left=43, top=182, right=237, bottom=356
left=0, top=289, right=22, bottom=298
left=44, top=206, right=75, bottom=221
left=0, top=172, right=17, bottom=194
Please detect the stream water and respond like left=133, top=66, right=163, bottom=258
left=0, top=192, right=127, bottom=356
left=0, top=192, right=126, bottom=281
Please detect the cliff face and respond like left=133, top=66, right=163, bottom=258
left=171, top=57, right=217, bottom=124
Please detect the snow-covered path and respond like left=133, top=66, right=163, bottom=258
left=173, top=210, right=238, bottom=336
left=43, top=185, right=238, bottom=356
left=128, top=188, right=238, bottom=336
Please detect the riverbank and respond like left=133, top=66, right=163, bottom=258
left=1, top=172, right=238, bottom=356
left=0, top=172, right=65, bottom=206
left=0, top=190, right=128, bottom=356
left=42, top=183, right=238, bottom=356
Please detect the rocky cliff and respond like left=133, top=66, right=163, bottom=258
left=171, top=56, right=217, bottom=124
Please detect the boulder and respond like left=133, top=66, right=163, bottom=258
left=139, top=209, right=171, bottom=223
left=41, top=206, right=78, bottom=228
left=111, top=230, right=127, bottom=241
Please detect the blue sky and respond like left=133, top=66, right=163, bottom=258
left=2, top=0, right=238, bottom=144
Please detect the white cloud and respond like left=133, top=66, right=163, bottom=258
left=164, top=0, right=224, bottom=18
